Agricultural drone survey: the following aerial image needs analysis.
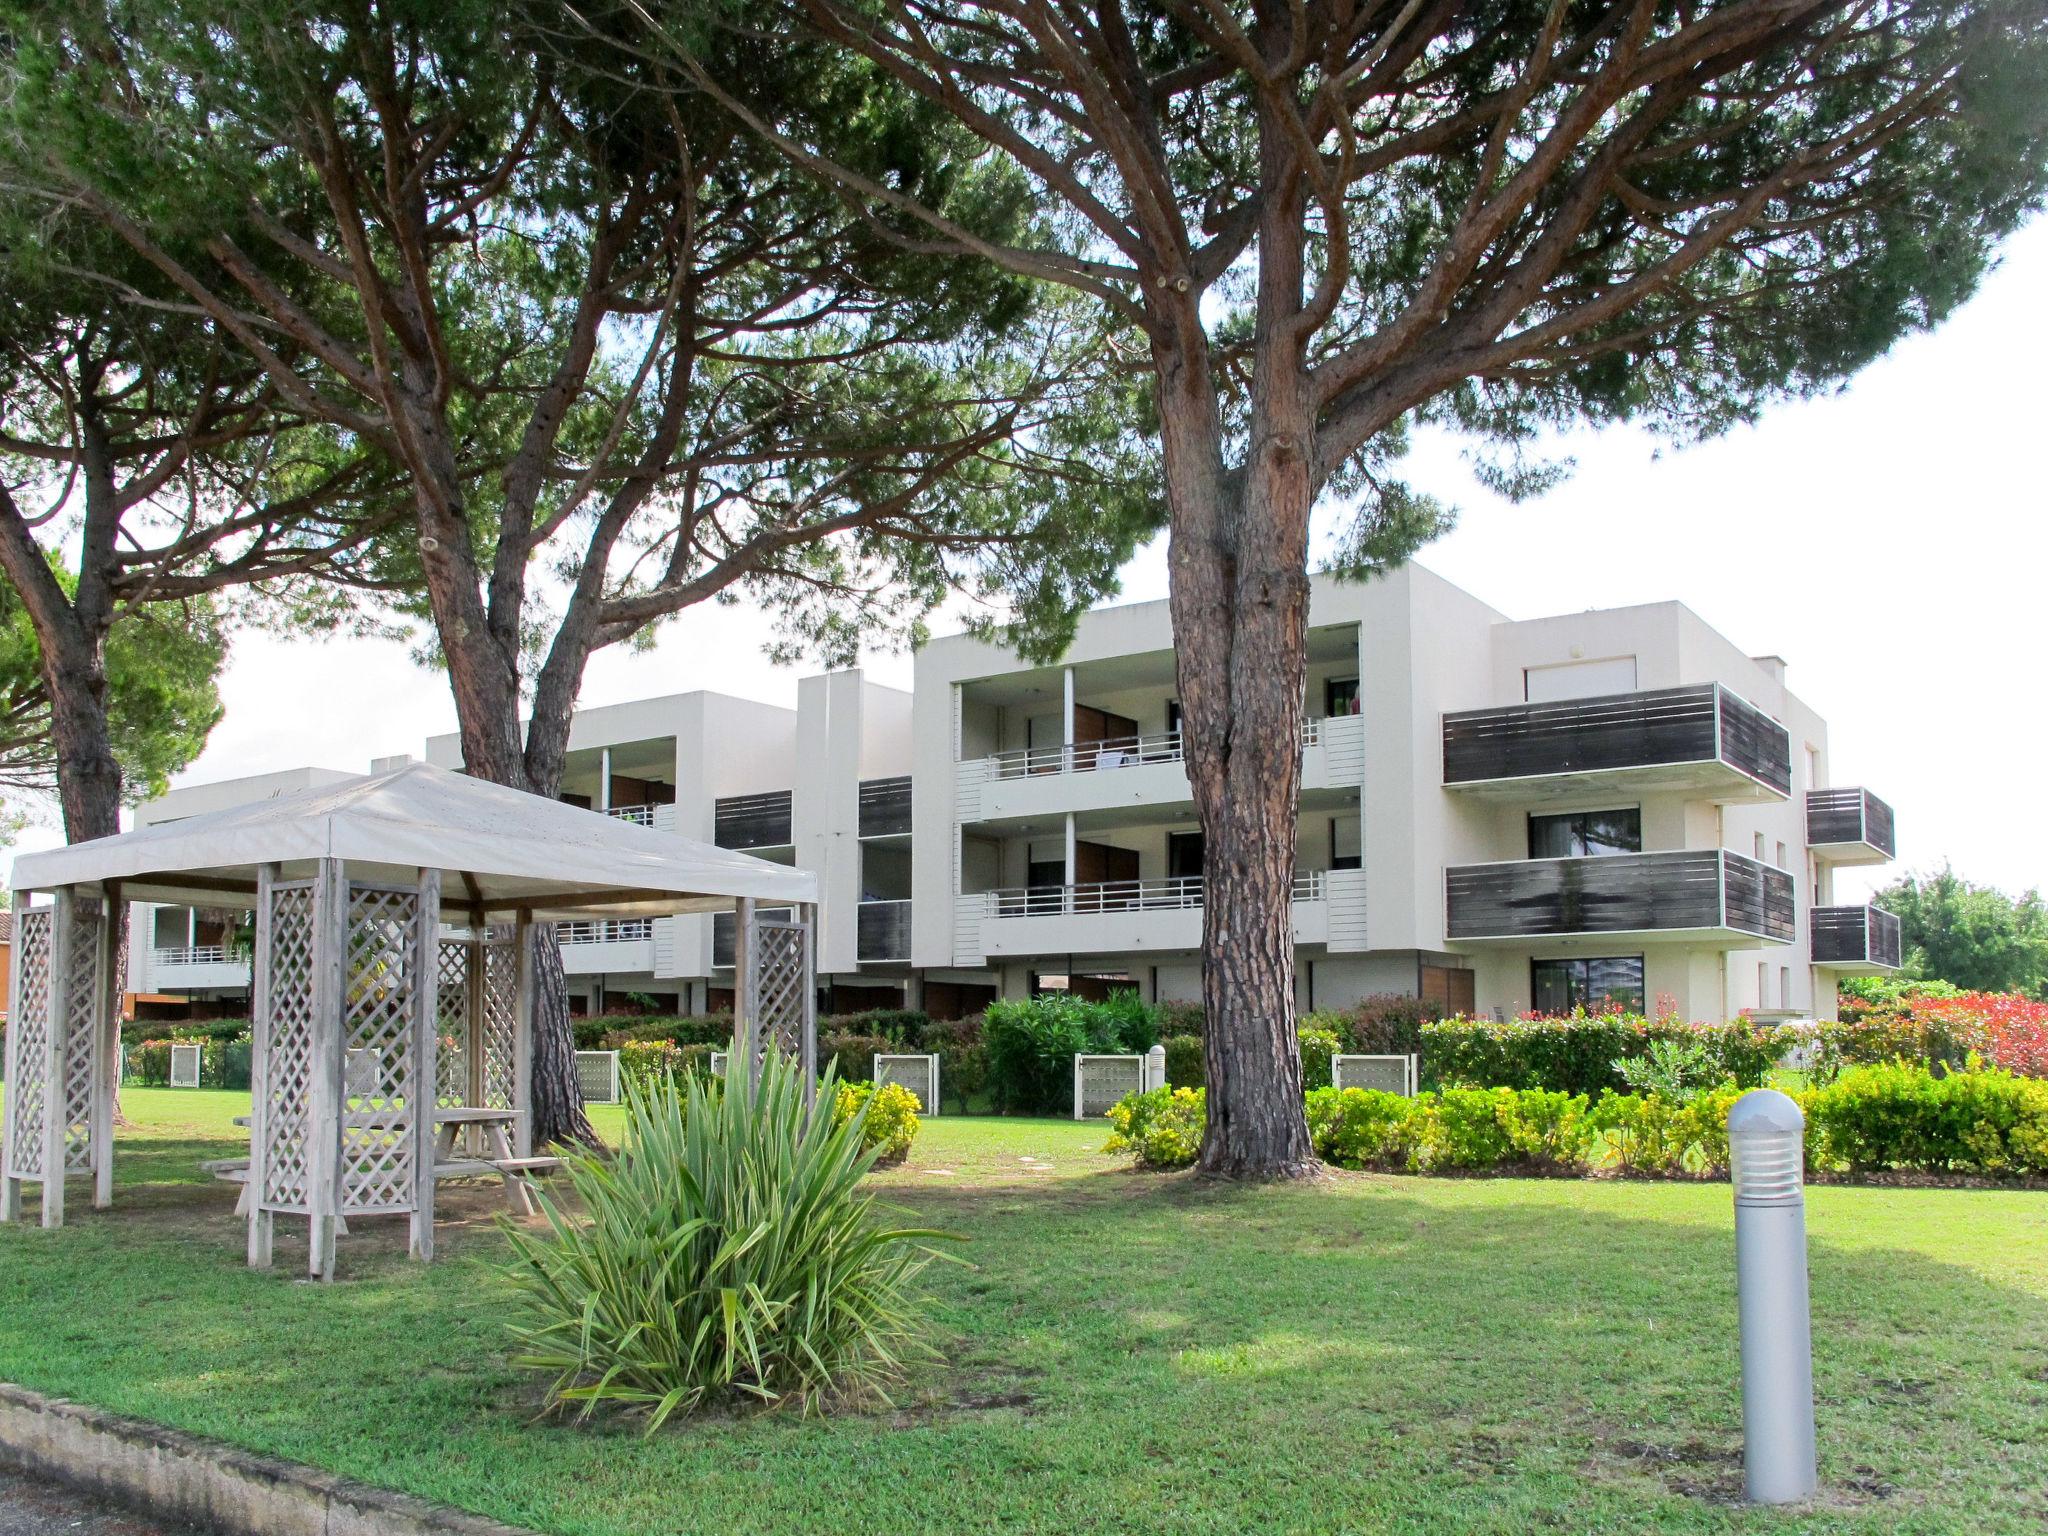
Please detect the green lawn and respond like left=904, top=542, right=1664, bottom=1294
left=0, top=1088, right=2043, bottom=1535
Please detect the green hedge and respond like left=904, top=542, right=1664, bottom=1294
left=1106, top=1064, right=2048, bottom=1179
left=127, top=1036, right=252, bottom=1090
left=1419, top=1014, right=1784, bottom=1097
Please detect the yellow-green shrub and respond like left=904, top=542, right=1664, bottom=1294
left=833, top=1080, right=922, bottom=1166
left=1103, top=1086, right=1204, bottom=1169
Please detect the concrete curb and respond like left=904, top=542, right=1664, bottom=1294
left=0, top=1383, right=542, bottom=1536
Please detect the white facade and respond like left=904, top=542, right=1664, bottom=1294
left=128, top=562, right=1896, bottom=1024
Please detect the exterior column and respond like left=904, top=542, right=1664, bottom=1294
left=513, top=911, right=535, bottom=1159
left=800, top=903, right=819, bottom=1109
left=409, top=868, right=442, bottom=1262
left=1061, top=666, right=1076, bottom=771
left=598, top=747, right=612, bottom=813
left=308, top=858, right=347, bottom=1282
left=1064, top=814, right=1078, bottom=912
left=90, top=884, right=119, bottom=1210
left=247, top=864, right=278, bottom=1268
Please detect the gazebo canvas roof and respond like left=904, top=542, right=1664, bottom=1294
left=8, top=760, right=817, bottom=918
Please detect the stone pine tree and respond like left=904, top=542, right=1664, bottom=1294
left=646, top=0, right=2048, bottom=1175
left=10, top=0, right=1159, bottom=1145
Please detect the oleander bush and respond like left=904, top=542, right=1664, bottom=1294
left=1296, top=1023, right=1344, bottom=1092
left=982, top=992, right=1159, bottom=1114
left=1161, top=1033, right=1206, bottom=1090
left=1102, top=1085, right=1206, bottom=1169
left=832, top=1080, right=922, bottom=1165
left=1824, top=988, right=2048, bottom=1080
left=504, top=1053, right=947, bottom=1425
left=120, top=1016, right=250, bottom=1050
left=817, top=1031, right=894, bottom=1085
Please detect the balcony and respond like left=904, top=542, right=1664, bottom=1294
left=603, top=803, right=676, bottom=832
left=555, top=918, right=656, bottom=976
left=145, top=945, right=252, bottom=993
left=956, top=714, right=1365, bottom=825
left=1811, top=904, right=1903, bottom=973
left=859, top=776, right=913, bottom=838
left=1445, top=849, right=1795, bottom=949
left=856, top=899, right=912, bottom=963
left=1805, top=787, right=1896, bottom=866
left=1441, top=684, right=1791, bottom=803
left=955, top=869, right=1366, bottom=961
left=713, top=789, right=793, bottom=850
left=711, top=906, right=795, bottom=969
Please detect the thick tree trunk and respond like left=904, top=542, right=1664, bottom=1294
left=1157, top=110, right=1322, bottom=1179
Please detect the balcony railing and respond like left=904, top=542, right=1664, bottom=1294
left=973, top=720, right=1324, bottom=782
left=1805, top=787, right=1896, bottom=864
left=1445, top=849, right=1795, bottom=945
left=713, top=789, right=793, bottom=849
left=977, top=870, right=1325, bottom=918
left=1811, top=904, right=1903, bottom=970
left=556, top=918, right=654, bottom=945
left=858, top=776, right=913, bottom=838
left=604, top=804, right=657, bottom=827
left=711, top=906, right=795, bottom=968
left=151, top=945, right=248, bottom=967
left=856, top=899, right=912, bottom=962
left=1441, top=683, right=1792, bottom=798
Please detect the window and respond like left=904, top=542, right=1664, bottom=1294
left=1324, top=676, right=1360, bottom=717
left=1775, top=840, right=1788, bottom=870
left=1528, top=807, right=1641, bottom=859
left=1531, top=956, right=1644, bottom=1014
left=1780, top=966, right=1792, bottom=1009
left=1753, top=831, right=1766, bottom=861
left=1167, top=831, right=1206, bottom=880
left=1027, top=856, right=1065, bottom=890
left=1165, top=699, right=1183, bottom=735
left=1330, top=816, right=1362, bottom=872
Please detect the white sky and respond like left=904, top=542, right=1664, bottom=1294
left=8, top=218, right=2045, bottom=905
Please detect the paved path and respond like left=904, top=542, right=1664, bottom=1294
left=0, top=1466, right=205, bottom=1535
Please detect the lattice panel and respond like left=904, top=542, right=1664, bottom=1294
left=748, top=919, right=811, bottom=1061
left=875, top=1054, right=936, bottom=1113
left=1077, top=1055, right=1143, bottom=1119
left=5, top=910, right=53, bottom=1179
left=260, top=884, right=318, bottom=1212
left=435, top=939, right=472, bottom=1107
left=1332, top=1055, right=1417, bottom=1096
left=59, top=904, right=102, bottom=1174
left=340, top=885, right=421, bottom=1215
left=481, top=935, right=520, bottom=1110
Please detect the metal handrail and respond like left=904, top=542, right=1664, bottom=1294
left=604, top=804, right=657, bottom=826
left=151, top=944, right=248, bottom=966
left=556, top=918, right=655, bottom=945
left=979, top=870, right=1324, bottom=917
left=972, top=718, right=1325, bottom=780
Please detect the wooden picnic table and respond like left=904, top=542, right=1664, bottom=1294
left=220, top=1106, right=553, bottom=1217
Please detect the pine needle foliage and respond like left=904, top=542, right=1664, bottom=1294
left=504, top=1049, right=951, bottom=1427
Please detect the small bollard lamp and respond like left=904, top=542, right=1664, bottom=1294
left=1145, top=1043, right=1168, bottom=1093
left=1727, top=1089, right=1818, bottom=1505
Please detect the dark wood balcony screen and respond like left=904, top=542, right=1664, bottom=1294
left=1717, top=690, right=1793, bottom=794
left=713, top=789, right=793, bottom=849
left=1443, top=685, right=1719, bottom=784
left=858, top=776, right=913, bottom=837
left=1806, top=787, right=1896, bottom=857
left=1446, top=850, right=1793, bottom=941
left=1812, top=905, right=1902, bottom=967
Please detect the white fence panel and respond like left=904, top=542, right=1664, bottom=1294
left=575, top=1050, right=621, bottom=1104
left=1331, top=1053, right=1419, bottom=1096
left=1073, top=1053, right=1145, bottom=1120
left=168, top=1042, right=203, bottom=1089
left=873, top=1053, right=940, bottom=1114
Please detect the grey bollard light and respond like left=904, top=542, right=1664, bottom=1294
left=1145, top=1043, right=1167, bottom=1093
left=1727, top=1088, right=1818, bottom=1505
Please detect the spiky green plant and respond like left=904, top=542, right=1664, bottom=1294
left=504, top=1048, right=950, bottom=1427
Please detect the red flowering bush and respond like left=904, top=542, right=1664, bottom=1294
left=1831, top=986, right=2048, bottom=1079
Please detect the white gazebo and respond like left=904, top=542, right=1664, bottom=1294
left=2, top=763, right=819, bottom=1280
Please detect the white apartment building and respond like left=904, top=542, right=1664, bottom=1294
left=125, top=562, right=1899, bottom=1024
